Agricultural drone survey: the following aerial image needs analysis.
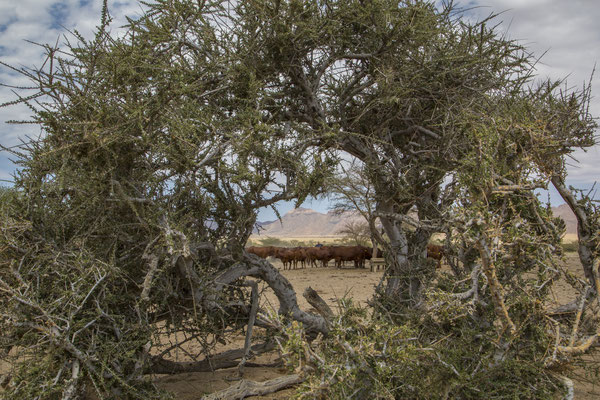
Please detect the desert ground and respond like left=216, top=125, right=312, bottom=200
left=152, top=250, right=600, bottom=400
left=2, top=240, right=599, bottom=399
left=152, top=262, right=386, bottom=399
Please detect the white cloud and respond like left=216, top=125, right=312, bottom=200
left=0, top=0, right=139, bottom=183
left=1, top=1, right=598, bottom=203
left=457, top=0, right=600, bottom=195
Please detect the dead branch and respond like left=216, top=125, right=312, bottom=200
left=204, top=254, right=330, bottom=335
left=303, top=287, right=334, bottom=321
left=200, top=374, right=304, bottom=400
left=148, top=342, right=276, bottom=374
left=450, top=265, right=482, bottom=301
left=238, top=280, right=259, bottom=375
left=476, top=237, right=516, bottom=335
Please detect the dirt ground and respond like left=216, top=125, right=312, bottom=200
left=164, top=235, right=596, bottom=399
left=152, top=253, right=600, bottom=399
left=152, top=262, right=385, bottom=399
left=2, top=252, right=599, bottom=399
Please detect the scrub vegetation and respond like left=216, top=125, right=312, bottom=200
left=0, top=0, right=598, bottom=399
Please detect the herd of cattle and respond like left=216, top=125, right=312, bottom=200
left=246, top=244, right=445, bottom=270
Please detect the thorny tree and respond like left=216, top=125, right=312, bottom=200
left=1, top=0, right=599, bottom=399
left=0, top=1, right=333, bottom=398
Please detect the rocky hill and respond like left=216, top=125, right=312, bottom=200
left=254, top=205, right=578, bottom=237
left=552, top=204, right=577, bottom=234
left=254, top=207, right=364, bottom=237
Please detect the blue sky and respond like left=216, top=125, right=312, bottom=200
left=0, top=1, right=598, bottom=221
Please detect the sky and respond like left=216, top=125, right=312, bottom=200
left=0, top=1, right=598, bottom=221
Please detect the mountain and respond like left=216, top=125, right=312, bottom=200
left=253, top=204, right=578, bottom=238
left=552, top=204, right=577, bottom=234
left=254, top=207, right=364, bottom=237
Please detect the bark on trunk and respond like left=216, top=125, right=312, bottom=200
left=206, top=254, right=330, bottom=335
left=377, top=203, right=431, bottom=303
left=551, top=175, right=598, bottom=292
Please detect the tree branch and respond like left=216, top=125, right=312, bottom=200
left=476, top=237, right=516, bottom=336
left=148, top=342, right=276, bottom=374
left=201, top=374, right=303, bottom=400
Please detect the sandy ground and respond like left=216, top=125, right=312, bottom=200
left=2, top=253, right=599, bottom=399
left=562, top=233, right=579, bottom=243
left=152, top=261, right=385, bottom=399
left=153, top=254, right=600, bottom=399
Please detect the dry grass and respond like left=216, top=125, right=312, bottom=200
left=562, top=233, right=579, bottom=243
left=250, top=235, right=343, bottom=243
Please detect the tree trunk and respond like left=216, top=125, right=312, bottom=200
left=377, top=207, right=430, bottom=303
left=551, top=175, right=598, bottom=292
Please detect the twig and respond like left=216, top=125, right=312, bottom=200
left=476, top=237, right=516, bottom=335
left=568, top=286, right=589, bottom=347
left=238, top=280, right=259, bottom=376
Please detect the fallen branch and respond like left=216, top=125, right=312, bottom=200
left=200, top=374, right=303, bottom=400
left=206, top=254, right=330, bottom=335
left=303, top=286, right=334, bottom=321
left=148, top=342, right=276, bottom=374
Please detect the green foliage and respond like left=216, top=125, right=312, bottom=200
left=0, top=0, right=597, bottom=398
left=0, top=1, right=333, bottom=397
left=281, top=300, right=437, bottom=399
left=256, top=237, right=290, bottom=247
left=335, top=220, right=372, bottom=246
left=281, top=299, right=561, bottom=399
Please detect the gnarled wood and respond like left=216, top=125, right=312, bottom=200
left=201, top=374, right=303, bottom=400
left=207, top=254, right=330, bottom=335
left=148, top=342, right=276, bottom=374
left=551, top=176, right=598, bottom=292
left=303, top=286, right=334, bottom=321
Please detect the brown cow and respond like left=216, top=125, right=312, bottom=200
left=293, top=247, right=308, bottom=269
left=304, top=246, right=333, bottom=268
left=328, top=246, right=370, bottom=269
left=246, top=246, right=276, bottom=259
left=426, top=243, right=444, bottom=268
left=272, top=247, right=293, bottom=270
